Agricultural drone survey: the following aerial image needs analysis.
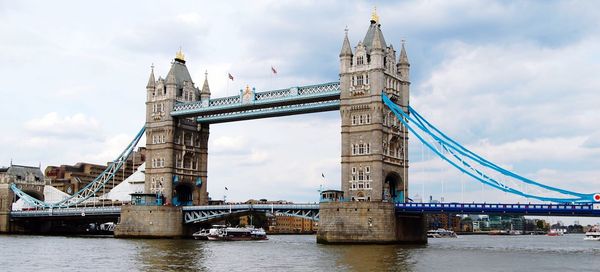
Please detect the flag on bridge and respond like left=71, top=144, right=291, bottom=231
left=271, top=66, right=277, bottom=74
left=228, top=73, right=234, bottom=81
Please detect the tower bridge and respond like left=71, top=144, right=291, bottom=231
left=3, top=10, right=599, bottom=242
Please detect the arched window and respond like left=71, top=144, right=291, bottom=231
left=352, top=144, right=357, bottom=155
left=352, top=115, right=357, bottom=125
left=358, top=143, right=365, bottom=154
left=366, top=143, right=371, bottom=154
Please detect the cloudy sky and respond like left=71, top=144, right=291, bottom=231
left=1, top=1, right=600, bottom=216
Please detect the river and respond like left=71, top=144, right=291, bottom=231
left=1, top=234, right=598, bottom=271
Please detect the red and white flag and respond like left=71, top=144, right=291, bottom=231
left=271, top=66, right=277, bottom=74
left=228, top=73, right=234, bottom=80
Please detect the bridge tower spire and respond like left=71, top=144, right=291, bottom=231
left=319, top=10, right=425, bottom=244
left=338, top=12, right=409, bottom=203
left=144, top=49, right=209, bottom=206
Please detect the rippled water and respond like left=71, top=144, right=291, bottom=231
left=1, top=234, right=598, bottom=271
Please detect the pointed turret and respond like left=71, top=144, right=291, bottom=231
left=339, top=28, right=353, bottom=73
left=371, top=27, right=384, bottom=50
left=340, top=29, right=353, bottom=57
left=146, top=65, right=156, bottom=89
left=363, top=7, right=387, bottom=53
left=397, top=41, right=410, bottom=81
left=201, top=70, right=211, bottom=101
left=399, top=42, right=409, bottom=65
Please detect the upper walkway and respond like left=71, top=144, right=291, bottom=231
left=171, top=82, right=340, bottom=123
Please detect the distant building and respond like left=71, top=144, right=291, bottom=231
left=0, top=164, right=48, bottom=210
left=0, top=164, right=47, bottom=185
left=426, top=214, right=461, bottom=231
left=269, top=214, right=317, bottom=234
left=45, top=147, right=146, bottom=194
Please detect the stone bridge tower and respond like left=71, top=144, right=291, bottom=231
left=318, top=10, right=426, bottom=244
left=144, top=50, right=209, bottom=206
left=339, top=11, right=410, bottom=203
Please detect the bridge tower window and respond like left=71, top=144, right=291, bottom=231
left=352, top=115, right=357, bottom=125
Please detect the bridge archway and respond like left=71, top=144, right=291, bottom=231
left=173, top=183, right=193, bottom=206
left=384, top=172, right=404, bottom=203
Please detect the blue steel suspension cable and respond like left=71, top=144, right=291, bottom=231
left=407, top=105, right=593, bottom=199
left=382, top=93, right=591, bottom=202
left=399, top=102, right=588, bottom=198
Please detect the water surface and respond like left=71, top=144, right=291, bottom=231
left=1, top=234, right=598, bottom=271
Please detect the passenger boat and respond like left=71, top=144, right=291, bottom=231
left=546, top=229, right=564, bottom=236
left=427, top=228, right=458, bottom=238
left=584, top=226, right=600, bottom=241
left=194, top=225, right=268, bottom=241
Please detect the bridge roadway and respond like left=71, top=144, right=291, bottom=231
left=10, top=202, right=600, bottom=222
left=395, top=202, right=600, bottom=217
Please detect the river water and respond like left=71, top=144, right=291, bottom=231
left=1, top=234, right=599, bottom=271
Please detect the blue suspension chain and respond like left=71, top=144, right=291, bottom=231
left=382, top=93, right=595, bottom=203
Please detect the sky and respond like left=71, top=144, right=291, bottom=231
left=1, top=0, right=600, bottom=222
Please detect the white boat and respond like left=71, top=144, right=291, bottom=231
left=427, top=228, right=458, bottom=238
left=547, top=229, right=565, bottom=236
left=194, top=225, right=268, bottom=241
left=584, top=226, right=600, bottom=241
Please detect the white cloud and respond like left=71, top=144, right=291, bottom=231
left=212, top=136, right=247, bottom=152
left=23, top=112, right=102, bottom=139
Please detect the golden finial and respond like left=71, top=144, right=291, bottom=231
left=371, top=6, right=379, bottom=24
left=175, top=47, right=185, bottom=61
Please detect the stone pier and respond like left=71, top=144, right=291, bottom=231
left=317, top=202, right=426, bottom=244
left=114, top=205, right=184, bottom=238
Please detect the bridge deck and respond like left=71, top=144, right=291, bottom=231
left=10, top=202, right=600, bottom=220
left=396, top=202, right=600, bottom=217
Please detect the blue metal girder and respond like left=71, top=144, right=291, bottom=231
left=171, top=82, right=340, bottom=120
left=182, top=204, right=320, bottom=224
left=395, top=202, right=600, bottom=217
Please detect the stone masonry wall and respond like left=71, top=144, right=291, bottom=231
left=114, top=205, right=183, bottom=238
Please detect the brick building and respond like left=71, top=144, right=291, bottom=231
left=45, top=147, right=146, bottom=194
